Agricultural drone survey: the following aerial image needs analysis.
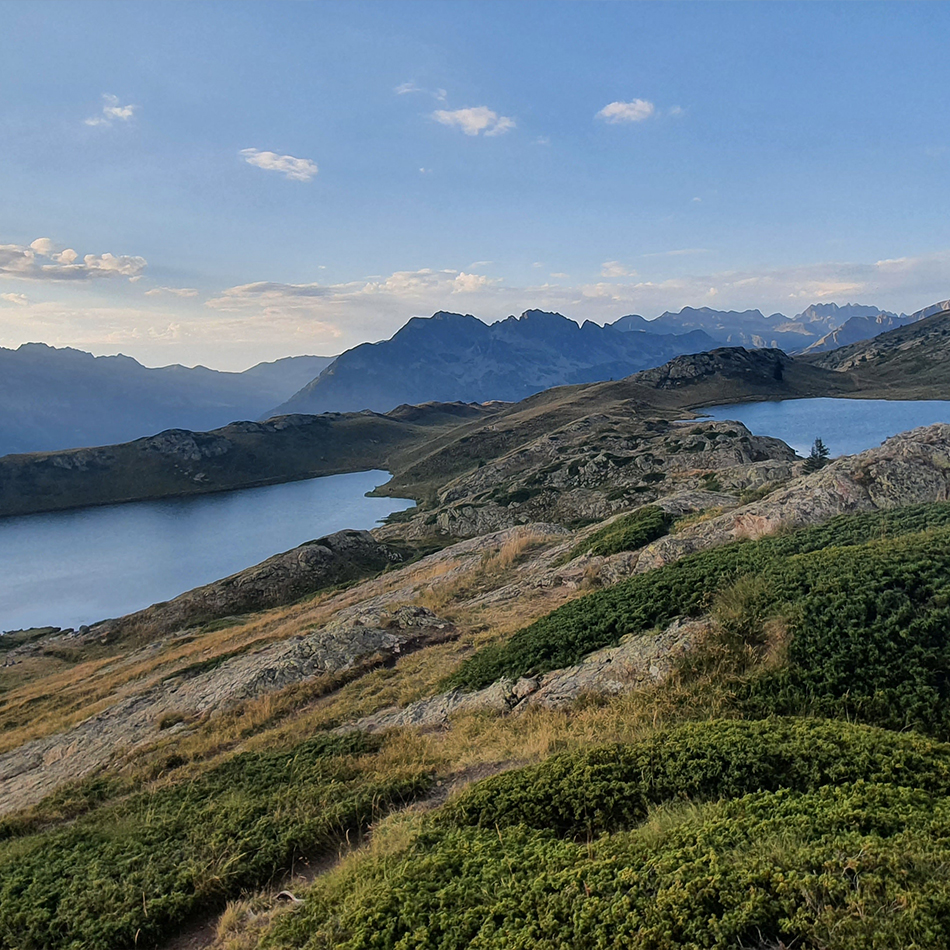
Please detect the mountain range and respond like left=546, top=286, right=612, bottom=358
left=272, top=309, right=716, bottom=416
left=271, top=300, right=943, bottom=418
left=0, top=345, right=333, bottom=457
left=612, top=301, right=920, bottom=352
left=2, top=298, right=946, bottom=459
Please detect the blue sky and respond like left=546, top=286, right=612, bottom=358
left=2, top=1, right=949, bottom=369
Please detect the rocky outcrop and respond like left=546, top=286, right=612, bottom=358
left=0, top=604, right=453, bottom=815
left=352, top=618, right=702, bottom=732
left=636, top=424, right=950, bottom=572
left=381, top=419, right=798, bottom=541
left=85, top=530, right=402, bottom=645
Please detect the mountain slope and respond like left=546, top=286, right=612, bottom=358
left=801, top=311, right=912, bottom=353
left=614, top=302, right=900, bottom=351
left=0, top=345, right=334, bottom=457
left=801, top=305, right=950, bottom=394
left=272, top=310, right=716, bottom=416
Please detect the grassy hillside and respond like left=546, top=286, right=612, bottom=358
left=4, top=357, right=950, bottom=949
left=5, top=498, right=950, bottom=948
left=268, top=720, right=950, bottom=950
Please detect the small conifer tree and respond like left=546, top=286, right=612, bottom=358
left=802, top=437, right=830, bottom=473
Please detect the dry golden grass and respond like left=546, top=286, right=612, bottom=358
left=0, top=540, right=488, bottom=754
left=672, top=506, right=726, bottom=533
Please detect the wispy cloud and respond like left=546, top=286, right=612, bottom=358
left=9, top=246, right=950, bottom=370
left=0, top=238, right=146, bottom=281
left=207, top=268, right=500, bottom=313
left=240, top=148, right=318, bottom=181
left=395, top=81, right=447, bottom=102
left=641, top=248, right=711, bottom=258
left=85, top=93, right=137, bottom=127
left=601, top=261, right=637, bottom=278
left=596, top=98, right=655, bottom=124
left=144, top=286, right=199, bottom=298
left=432, top=106, right=515, bottom=137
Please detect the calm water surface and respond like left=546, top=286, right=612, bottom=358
left=702, top=397, right=950, bottom=457
left=0, top=470, right=414, bottom=633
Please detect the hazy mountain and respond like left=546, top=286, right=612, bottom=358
left=272, top=310, right=717, bottom=416
left=611, top=302, right=902, bottom=351
left=802, top=312, right=912, bottom=353
left=0, top=345, right=334, bottom=457
left=803, top=302, right=950, bottom=393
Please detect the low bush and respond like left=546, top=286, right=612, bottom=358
left=570, top=504, right=672, bottom=560
left=266, top=720, right=950, bottom=950
left=443, top=717, right=950, bottom=835
left=448, top=504, right=950, bottom=738
left=0, top=733, right=430, bottom=950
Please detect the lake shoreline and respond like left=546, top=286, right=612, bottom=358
left=0, top=470, right=415, bottom=633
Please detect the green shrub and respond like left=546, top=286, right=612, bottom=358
left=0, top=733, right=431, bottom=950
left=266, top=720, right=950, bottom=950
left=448, top=503, right=950, bottom=737
left=570, top=504, right=672, bottom=559
left=442, top=717, right=950, bottom=836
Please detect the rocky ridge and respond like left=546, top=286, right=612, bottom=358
left=0, top=425, right=950, bottom=810
left=380, top=416, right=798, bottom=540
left=635, top=423, right=950, bottom=571
left=351, top=618, right=704, bottom=733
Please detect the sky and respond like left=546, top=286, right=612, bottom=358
left=2, top=1, right=950, bottom=370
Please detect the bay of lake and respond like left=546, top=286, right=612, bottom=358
left=0, top=470, right=414, bottom=633
left=701, top=397, right=950, bottom=458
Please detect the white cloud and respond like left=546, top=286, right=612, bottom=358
left=596, top=99, right=655, bottom=124
left=419, top=167, right=432, bottom=175
left=240, top=148, right=318, bottom=182
left=692, top=196, right=702, bottom=203
left=601, top=261, right=637, bottom=278
left=668, top=105, right=685, bottom=117
left=0, top=238, right=146, bottom=281
left=144, top=286, right=199, bottom=298
left=0, top=292, right=28, bottom=306
left=9, top=247, right=950, bottom=371
left=550, top=272, right=569, bottom=279
left=85, top=93, right=137, bottom=127
left=395, top=81, right=448, bottom=102
left=432, top=107, right=515, bottom=137
left=536, top=136, right=551, bottom=146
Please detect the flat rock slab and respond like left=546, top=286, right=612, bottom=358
left=352, top=617, right=703, bottom=732
left=0, top=605, right=453, bottom=816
